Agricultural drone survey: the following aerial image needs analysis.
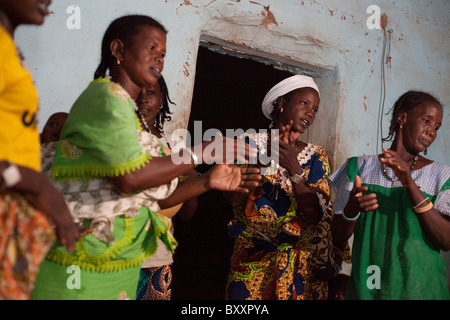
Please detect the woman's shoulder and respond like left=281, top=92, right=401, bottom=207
left=85, top=77, right=131, bottom=103
left=419, top=160, right=450, bottom=189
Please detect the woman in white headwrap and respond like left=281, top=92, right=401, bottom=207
left=226, top=75, right=349, bottom=300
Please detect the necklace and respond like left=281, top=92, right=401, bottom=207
left=135, top=108, right=150, bottom=132
left=381, top=154, right=418, bottom=182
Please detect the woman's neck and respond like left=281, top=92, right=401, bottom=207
left=110, top=69, right=140, bottom=101
left=389, top=138, right=416, bottom=161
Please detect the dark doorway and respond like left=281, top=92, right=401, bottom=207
left=171, top=44, right=291, bottom=300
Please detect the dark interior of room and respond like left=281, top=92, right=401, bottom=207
left=171, top=45, right=291, bottom=300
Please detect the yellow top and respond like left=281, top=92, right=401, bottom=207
left=0, top=25, right=40, bottom=171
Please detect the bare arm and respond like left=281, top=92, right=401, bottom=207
left=110, top=137, right=257, bottom=194
left=381, top=149, right=450, bottom=251
left=158, top=165, right=261, bottom=217
left=0, top=161, right=79, bottom=252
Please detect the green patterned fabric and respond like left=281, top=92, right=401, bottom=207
left=32, top=209, right=159, bottom=300
left=52, top=78, right=151, bottom=181
left=32, top=78, right=179, bottom=300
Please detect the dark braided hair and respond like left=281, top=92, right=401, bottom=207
left=155, top=75, right=174, bottom=133
left=382, top=91, right=442, bottom=143
left=94, top=15, right=167, bottom=79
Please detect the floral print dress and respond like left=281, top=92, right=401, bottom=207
left=226, top=133, right=340, bottom=300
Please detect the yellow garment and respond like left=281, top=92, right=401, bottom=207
left=0, top=25, right=40, bottom=171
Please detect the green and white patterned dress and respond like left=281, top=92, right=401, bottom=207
left=32, top=78, right=177, bottom=300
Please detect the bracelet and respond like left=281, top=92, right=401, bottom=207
left=1, top=162, right=22, bottom=190
left=413, top=197, right=429, bottom=209
left=182, top=147, right=199, bottom=165
left=342, top=210, right=360, bottom=222
left=331, top=263, right=340, bottom=277
left=414, top=200, right=433, bottom=214
left=289, top=172, right=305, bottom=184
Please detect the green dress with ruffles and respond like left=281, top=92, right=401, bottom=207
left=32, top=78, right=177, bottom=300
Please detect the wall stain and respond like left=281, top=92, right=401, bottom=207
left=259, top=6, right=278, bottom=30
left=183, top=65, right=190, bottom=77
left=248, top=2, right=278, bottom=30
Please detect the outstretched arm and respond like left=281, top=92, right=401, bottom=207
left=110, top=137, right=257, bottom=194
left=158, top=165, right=261, bottom=217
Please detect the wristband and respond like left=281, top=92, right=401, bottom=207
left=1, top=162, right=22, bottom=190
left=414, top=200, right=433, bottom=214
left=342, top=210, right=360, bottom=222
left=289, top=172, right=305, bottom=184
left=413, top=197, right=428, bottom=209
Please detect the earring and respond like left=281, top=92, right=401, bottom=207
left=280, top=107, right=284, bottom=113
left=399, top=123, right=403, bottom=129
left=117, top=59, right=120, bottom=65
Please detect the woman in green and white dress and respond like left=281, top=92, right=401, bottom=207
left=32, top=15, right=260, bottom=300
left=329, top=91, right=450, bottom=300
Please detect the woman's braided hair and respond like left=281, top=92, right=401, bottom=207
left=154, top=75, right=174, bottom=134
left=382, top=91, right=442, bottom=143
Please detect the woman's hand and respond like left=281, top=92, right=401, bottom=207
left=201, top=135, right=258, bottom=165
left=379, top=149, right=415, bottom=186
left=277, top=120, right=303, bottom=176
left=343, top=175, right=378, bottom=219
left=279, top=120, right=300, bottom=145
left=8, top=164, right=81, bottom=253
left=205, top=165, right=261, bottom=193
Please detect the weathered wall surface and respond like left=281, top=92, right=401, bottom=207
left=16, top=0, right=449, bottom=168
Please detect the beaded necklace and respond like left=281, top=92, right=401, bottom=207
left=135, top=109, right=151, bottom=132
left=381, top=154, right=418, bottom=182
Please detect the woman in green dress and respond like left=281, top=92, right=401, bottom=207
left=330, top=91, right=450, bottom=299
left=32, top=15, right=260, bottom=300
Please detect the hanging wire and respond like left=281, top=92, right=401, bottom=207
left=376, top=28, right=387, bottom=154
left=376, top=28, right=392, bottom=154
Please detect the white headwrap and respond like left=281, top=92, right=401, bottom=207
left=261, top=75, right=320, bottom=120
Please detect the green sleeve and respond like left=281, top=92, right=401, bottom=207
left=52, top=78, right=151, bottom=180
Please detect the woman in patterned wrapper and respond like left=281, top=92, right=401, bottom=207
left=0, top=0, right=79, bottom=300
left=329, top=91, right=450, bottom=300
left=135, top=76, right=198, bottom=300
left=225, top=75, right=350, bottom=300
